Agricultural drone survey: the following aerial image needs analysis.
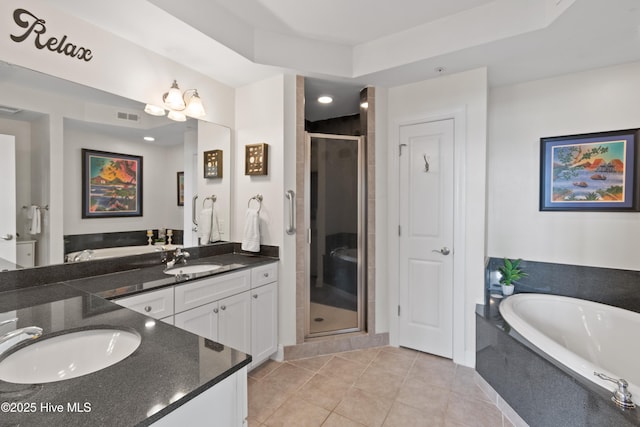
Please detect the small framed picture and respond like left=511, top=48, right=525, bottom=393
left=177, top=171, right=184, bottom=206
left=245, top=143, right=268, bottom=176
left=82, top=149, right=143, bottom=218
left=540, top=129, right=640, bottom=211
left=204, top=150, right=223, bottom=178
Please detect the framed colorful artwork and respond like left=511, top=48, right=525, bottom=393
left=82, top=149, right=143, bottom=218
left=177, top=171, right=185, bottom=206
left=540, top=129, right=640, bottom=211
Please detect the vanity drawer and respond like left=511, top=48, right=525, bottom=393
left=251, top=263, right=278, bottom=288
left=174, top=270, right=251, bottom=314
left=115, top=287, right=174, bottom=319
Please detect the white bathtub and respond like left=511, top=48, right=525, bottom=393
left=66, top=244, right=182, bottom=262
left=499, top=293, right=640, bottom=404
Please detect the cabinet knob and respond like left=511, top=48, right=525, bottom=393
left=144, top=306, right=152, bottom=312
left=220, top=305, right=226, bottom=311
left=213, top=308, right=219, bottom=314
left=253, top=294, right=258, bottom=299
left=263, top=273, right=269, bottom=277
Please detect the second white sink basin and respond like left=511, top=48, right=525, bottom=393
left=164, top=264, right=222, bottom=276
left=0, top=328, right=141, bottom=384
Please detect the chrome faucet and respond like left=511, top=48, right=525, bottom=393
left=72, top=249, right=94, bottom=262
left=0, top=326, right=43, bottom=354
left=594, top=372, right=636, bottom=409
left=166, top=248, right=190, bottom=268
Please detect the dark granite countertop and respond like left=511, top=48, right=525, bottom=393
left=0, top=252, right=279, bottom=426
left=64, top=252, right=278, bottom=300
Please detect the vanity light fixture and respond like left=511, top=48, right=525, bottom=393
left=144, top=104, right=165, bottom=116
left=143, top=136, right=155, bottom=142
left=167, top=110, right=187, bottom=122
left=144, top=79, right=207, bottom=121
left=318, top=95, right=333, bottom=104
left=360, top=102, right=369, bottom=109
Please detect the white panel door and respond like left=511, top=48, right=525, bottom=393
left=0, top=134, right=16, bottom=264
left=398, top=119, right=454, bottom=358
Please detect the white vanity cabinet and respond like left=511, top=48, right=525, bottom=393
left=250, top=264, right=278, bottom=368
left=114, top=262, right=278, bottom=369
left=16, top=240, right=36, bottom=268
left=174, top=291, right=251, bottom=354
left=150, top=366, right=247, bottom=427
left=115, top=287, right=174, bottom=323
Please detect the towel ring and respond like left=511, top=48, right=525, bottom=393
left=248, top=194, right=263, bottom=213
left=203, top=195, right=216, bottom=208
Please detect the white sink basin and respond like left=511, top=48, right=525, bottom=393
left=0, top=329, right=141, bottom=384
left=164, top=264, right=222, bottom=276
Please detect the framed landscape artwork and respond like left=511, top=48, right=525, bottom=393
left=82, top=149, right=143, bottom=218
left=540, top=129, right=640, bottom=211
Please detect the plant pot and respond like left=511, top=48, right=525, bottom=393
left=501, top=284, right=515, bottom=296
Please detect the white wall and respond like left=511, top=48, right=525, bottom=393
left=488, top=60, right=640, bottom=270
left=233, top=75, right=286, bottom=245
left=0, top=0, right=235, bottom=128
left=387, top=68, right=488, bottom=366
left=234, top=74, right=300, bottom=347
left=197, top=122, right=231, bottom=241
left=63, top=127, right=184, bottom=237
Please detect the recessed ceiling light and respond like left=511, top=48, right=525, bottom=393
left=143, top=136, right=155, bottom=142
left=318, top=96, right=333, bottom=104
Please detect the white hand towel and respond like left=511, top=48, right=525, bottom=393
left=241, top=208, right=260, bottom=252
left=27, top=206, right=41, bottom=235
left=209, top=207, right=221, bottom=242
left=198, top=207, right=212, bottom=244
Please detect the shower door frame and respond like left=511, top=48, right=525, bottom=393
left=304, top=132, right=366, bottom=338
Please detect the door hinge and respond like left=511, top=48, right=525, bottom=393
left=397, top=305, right=401, bottom=316
left=398, top=225, right=401, bottom=236
left=307, top=228, right=312, bottom=244
left=399, top=143, right=408, bottom=156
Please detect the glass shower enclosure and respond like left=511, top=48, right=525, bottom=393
left=305, top=133, right=365, bottom=338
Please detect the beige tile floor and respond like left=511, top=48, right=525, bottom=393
left=309, top=303, right=358, bottom=334
left=248, top=346, right=517, bottom=427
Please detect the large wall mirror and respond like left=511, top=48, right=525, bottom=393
left=0, top=61, right=232, bottom=270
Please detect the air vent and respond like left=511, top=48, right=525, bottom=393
left=116, top=111, right=140, bottom=122
left=0, top=105, right=22, bottom=114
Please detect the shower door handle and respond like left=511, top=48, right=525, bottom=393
left=285, top=190, right=295, bottom=235
left=432, top=247, right=450, bottom=256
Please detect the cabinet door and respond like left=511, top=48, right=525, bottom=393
left=218, top=292, right=251, bottom=355
left=174, top=301, right=219, bottom=342
left=251, top=282, right=278, bottom=367
left=115, top=287, right=174, bottom=320
left=16, top=241, right=35, bottom=268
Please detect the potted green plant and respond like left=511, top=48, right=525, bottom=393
left=498, top=258, right=527, bottom=296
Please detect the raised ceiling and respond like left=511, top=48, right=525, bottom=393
left=48, top=0, right=640, bottom=90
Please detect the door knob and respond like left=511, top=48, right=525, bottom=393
left=432, top=247, right=450, bottom=256
left=1, top=234, right=13, bottom=241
